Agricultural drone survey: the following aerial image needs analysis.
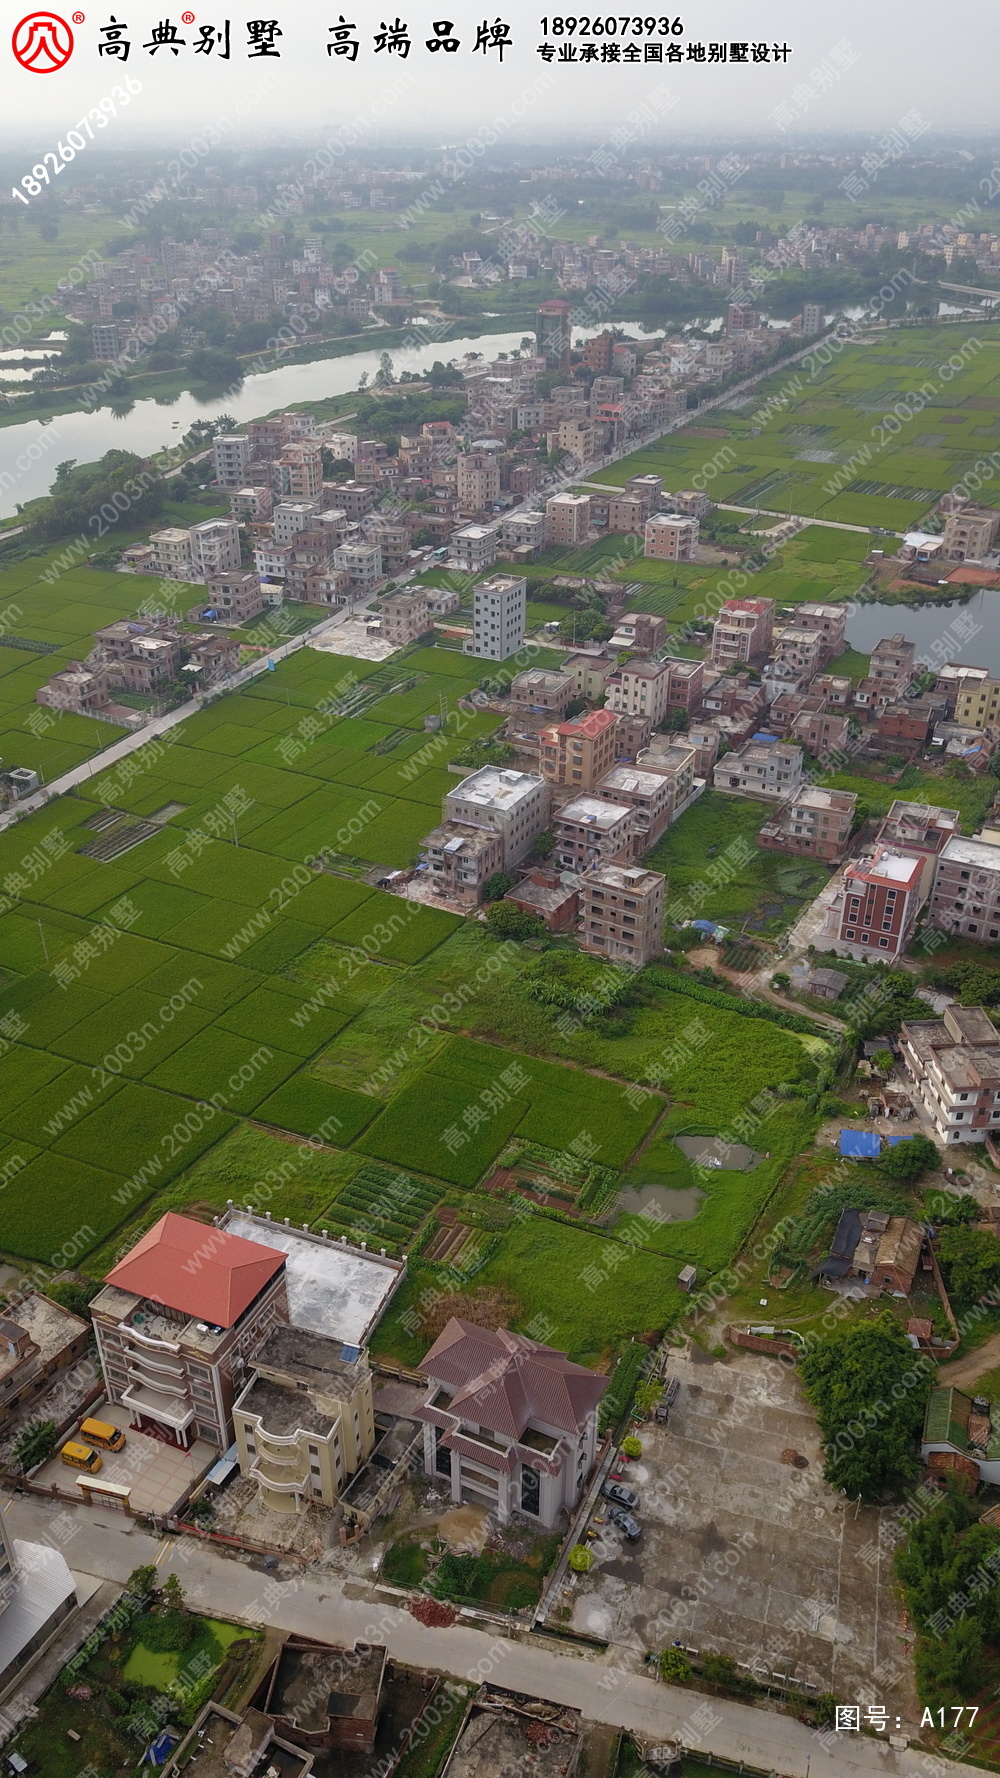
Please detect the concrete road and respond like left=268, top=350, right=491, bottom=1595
left=0, top=1489, right=976, bottom=1778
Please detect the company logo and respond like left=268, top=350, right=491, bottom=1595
left=12, top=11, right=74, bottom=71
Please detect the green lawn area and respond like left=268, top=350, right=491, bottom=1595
left=647, top=790, right=833, bottom=932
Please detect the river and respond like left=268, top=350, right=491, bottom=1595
left=0, top=322, right=661, bottom=519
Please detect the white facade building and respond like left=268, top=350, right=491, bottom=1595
left=444, top=766, right=550, bottom=867
left=468, top=573, right=527, bottom=661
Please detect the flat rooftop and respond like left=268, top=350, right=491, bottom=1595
left=557, top=796, right=631, bottom=828
left=449, top=767, right=542, bottom=809
left=254, top=1322, right=368, bottom=1388
left=236, top=1375, right=336, bottom=1438
left=588, top=864, right=661, bottom=892
left=600, top=766, right=667, bottom=796
left=940, top=833, right=1000, bottom=869
left=221, top=1212, right=400, bottom=1346
left=856, top=850, right=923, bottom=886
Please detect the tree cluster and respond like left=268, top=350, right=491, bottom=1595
left=799, top=1312, right=929, bottom=1501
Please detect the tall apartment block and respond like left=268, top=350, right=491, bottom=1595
left=213, top=433, right=251, bottom=488
left=470, top=574, right=526, bottom=661
left=929, top=832, right=1000, bottom=943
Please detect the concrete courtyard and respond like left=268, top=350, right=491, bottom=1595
left=556, top=1344, right=915, bottom=1719
left=33, top=1402, right=215, bottom=1517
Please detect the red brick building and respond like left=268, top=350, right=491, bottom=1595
left=835, top=848, right=924, bottom=962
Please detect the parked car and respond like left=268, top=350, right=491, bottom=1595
left=607, top=1505, right=641, bottom=1541
left=602, top=1480, right=640, bottom=1511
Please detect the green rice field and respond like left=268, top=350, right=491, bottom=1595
left=0, top=625, right=828, bottom=1360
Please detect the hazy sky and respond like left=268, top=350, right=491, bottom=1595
left=1, top=0, right=995, bottom=143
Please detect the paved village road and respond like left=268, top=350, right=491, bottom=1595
left=0, top=1490, right=977, bottom=1778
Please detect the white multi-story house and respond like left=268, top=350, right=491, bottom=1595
left=333, top=541, right=384, bottom=591
left=713, top=740, right=804, bottom=801
left=212, top=433, right=251, bottom=488
left=444, top=767, right=549, bottom=867
left=604, top=660, right=672, bottom=727
left=451, top=524, right=500, bottom=577
left=273, top=500, right=322, bottom=544
left=900, top=1004, right=1000, bottom=1145
left=189, top=518, right=242, bottom=579
left=414, top=1319, right=606, bottom=1529
left=150, top=527, right=194, bottom=581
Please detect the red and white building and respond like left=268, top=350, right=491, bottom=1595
left=833, top=847, right=924, bottom=962
left=90, top=1213, right=289, bottom=1450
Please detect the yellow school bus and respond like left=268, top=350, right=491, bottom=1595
left=79, top=1418, right=126, bottom=1452
left=60, top=1442, right=102, bottom=1472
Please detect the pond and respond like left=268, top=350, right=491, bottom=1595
left=847, top=589, right=1000, bottom=674
left=616, top=1181, right=705, bottom=1221
left=675, top=1134, right=762, bottom=1171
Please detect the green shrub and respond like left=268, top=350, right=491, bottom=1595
left=658, top=1648, right=692, bottom=1683
left=138, top=1611, right=198, bottom=1653
left=382, top=1540, right=429, bottom=1587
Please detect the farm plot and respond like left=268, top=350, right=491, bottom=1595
left=254, top=1073, right=379, bottom=1145
left=602, top=324, right=1000, bottom=531
left=318, top=1160, right=443, bottom=1254
left=357, top=1036, right=659, bottom=1187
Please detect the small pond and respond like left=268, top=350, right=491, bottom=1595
left=675, top=1135, right=762, bottom=1171
left=615, top=1181, right=705, bottom=1222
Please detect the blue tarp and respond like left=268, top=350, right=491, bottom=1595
left=887, top=1133, right=918, bottom=1146
left=839, top=1129, right=881, bottom=1158
left=691, top=919, right=719, bottom=934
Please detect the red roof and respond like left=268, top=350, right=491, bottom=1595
left=420, top=1318, right=607, bottom=1439
left=105, top=1212, right=286, bottom=1327
left=557, top=709, right=618, bottom=739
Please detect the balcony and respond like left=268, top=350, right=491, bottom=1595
left=249, top=1457, right=308, bottom=1494
left=120, top=1383, right=195, bottom=1432
left=123, top=1343, right=185, bottom=1379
